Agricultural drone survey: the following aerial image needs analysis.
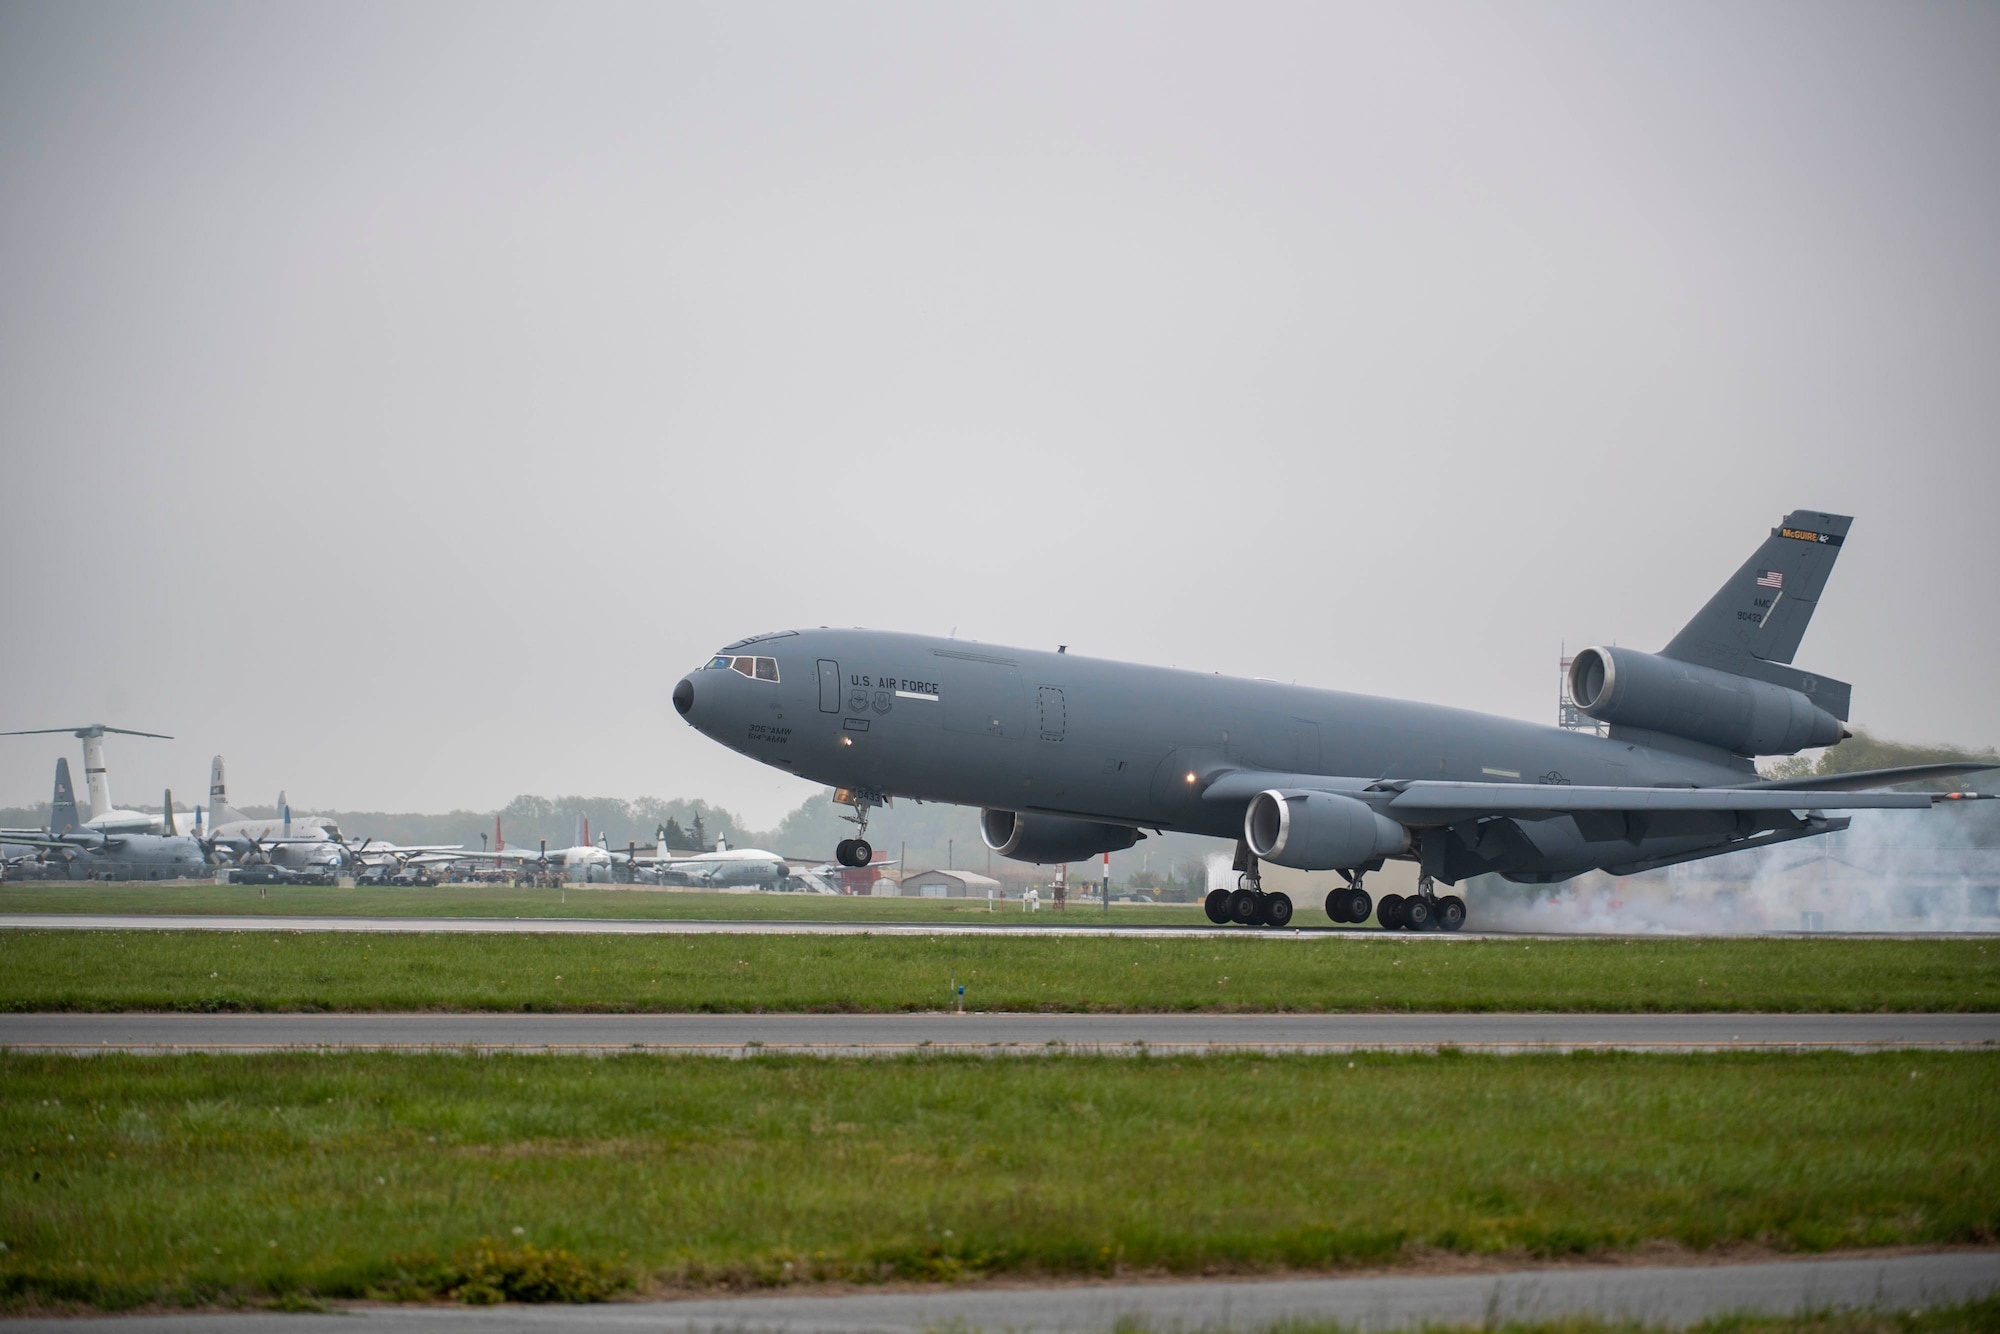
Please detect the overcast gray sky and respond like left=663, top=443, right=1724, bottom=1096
left=2, top=1, right=1996, bottom=826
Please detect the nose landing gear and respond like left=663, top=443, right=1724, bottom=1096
left=832, top=787, right=885, bottom=868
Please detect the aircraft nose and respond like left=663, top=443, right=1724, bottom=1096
left=672, top=677, right=695, bottom=718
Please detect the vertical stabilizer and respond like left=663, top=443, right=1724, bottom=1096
left=162, top=791, right=178, bottom=836
left=79, top=730, right=110, bottom=820
left=208, top=756, right=249, bottom=826
left=50, top=759, right=81, bottom=836
left=1662, top=509, right=1852, bottom=671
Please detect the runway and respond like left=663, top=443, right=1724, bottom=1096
left=6, top=1251, right=1996, bottom=1332
left=5, top=912, right=1989, bottom=940
left=6, top=1010, right=1996, bottom=1054
left=0, top=911, right=1464, bottom=938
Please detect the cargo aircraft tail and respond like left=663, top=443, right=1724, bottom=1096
left=50, top=759, right=81, bottom=837
left=1663, top=508, right=1851, bottom=675
left=1567, top=509, right=1859, bottom=761
left=208, top=756, right=251, bottom=827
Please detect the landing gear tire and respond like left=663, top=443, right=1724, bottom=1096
left=1204, top=889, right=1232, bottom=925
left=1403, top=896, right=1433, bottom=931
left=1262, top=892, right=1294, bottom=928
left=1376, top=893, right=1405, bottom=930
left=850, top=838, right=872, bottom=866
left=1435, top=895, right=1466, bottom=932
left=1228, top=888, right=1262, bottom=925
left=1326, top=887, right=1371, bottom=924
left=835, top=838, right=856, bottom=867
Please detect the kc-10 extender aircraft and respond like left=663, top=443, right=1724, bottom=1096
left=672, top=510, right=1992, bottom=931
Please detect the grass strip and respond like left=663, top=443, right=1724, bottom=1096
left=0, top=882, right=1191, bottom=923
left=1, top=931, right=1995, bottom=1013
left=2, top=1050, right=1996, bottom=1311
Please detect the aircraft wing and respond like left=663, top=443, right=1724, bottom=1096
left=1372, top=781, right=1937, bottom=822
left=1741, top=762, right=1997, bottom=792
left=1201, top=770, right=1955, bottom=825
left=0, top=832, right=114, bottom=851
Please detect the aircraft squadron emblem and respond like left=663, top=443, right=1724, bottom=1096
left=848, top=690, right=869, bottom=714
left=872, top=690, right=894, bottom=715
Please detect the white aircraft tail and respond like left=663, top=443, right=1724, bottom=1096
left=208, top=756, right=250, bottom=826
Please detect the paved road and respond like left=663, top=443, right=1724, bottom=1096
left=7, top=1010, right=1996, bottom=1053
left=7, top=912, right=1991, bottom=940
left=8, top=1252, right=1996, bottom=1331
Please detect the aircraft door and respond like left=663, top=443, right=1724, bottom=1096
left=817, top=660, right=841, bottom=713
left=1038, top=687, right=1066, bottom=742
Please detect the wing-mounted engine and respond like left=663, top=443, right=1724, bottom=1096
left=1244, top=789, right=1410, bottom=871
left=1566, top=645, right=1846, bottom=758
left=979, top=809, right=1140, bottom=864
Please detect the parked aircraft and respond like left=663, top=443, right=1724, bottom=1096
left=478, top=816, right=623, bottom=883
left=632, top=837, right=815, bottom=890
left=672, top=510, right=1992, bottom=931
left=0, top=724, right=175, bottom=833
left=204, top=757, right=358, bottom=874
left=1, top=759, right=209, bottom=881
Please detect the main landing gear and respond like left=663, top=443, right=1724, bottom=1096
left=1204, top=843, right=1294, bottom=928
left=832, top=787, right=883, bottom=868
left=1373, top=873, right=1466, bottom=932
left=1324, top=870, right=1374, bottom=925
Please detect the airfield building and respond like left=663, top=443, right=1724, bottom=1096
left=898, top=869, right=1004, bottom=899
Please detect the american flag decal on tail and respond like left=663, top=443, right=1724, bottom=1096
left=1756, top=570, right=1784, bottom=589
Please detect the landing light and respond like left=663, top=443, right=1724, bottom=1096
left=1185, top=772, right=1197, bottom=784
left=842, top=737, right=854, bottom=746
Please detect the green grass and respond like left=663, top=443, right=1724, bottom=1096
left=1, top=931, right=1995, bottom=1012
left=0, top=881, right=1191, bottom=923
left=1, top=1050, right=1994, bottom=1311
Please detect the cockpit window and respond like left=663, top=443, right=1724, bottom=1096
left=709, top=653, right=780, bottom=682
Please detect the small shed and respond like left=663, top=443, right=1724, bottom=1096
left=899, top=869, right=1004, bottom=900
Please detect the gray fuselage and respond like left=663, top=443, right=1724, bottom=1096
left=675, top=629, right=1770, bottom=883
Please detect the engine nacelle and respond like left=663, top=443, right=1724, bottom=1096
left=1244, top=789, right=1410, bottom=872
left=979, top=810, right=1140, bottom=864
left=1567, top=645, right=1843, bottom=757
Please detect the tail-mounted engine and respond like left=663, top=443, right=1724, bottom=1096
left=1567, top=645, right=1845, bottom=757
left=979, top=809, right=1141, bottom=864
left=1245, top=789, right=1410, bottom=872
